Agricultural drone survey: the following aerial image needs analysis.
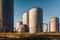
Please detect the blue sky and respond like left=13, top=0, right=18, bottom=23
left=14, top=0, right=60, bottom=31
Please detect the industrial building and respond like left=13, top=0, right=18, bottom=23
left=0, top=0, right=14, bottom=32
left=17, top=25, right=25, bottom=33
left=49, top=17, right=59, bottom=32
left=17, top=22, right=24, bottom=33
left=16, top=22, right=23, bottom=28
left=17, top=21, right=29, bottom=33
left=29, top=7, right=43, bottom=33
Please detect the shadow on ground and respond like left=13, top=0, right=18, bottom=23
left=0, top=35, right=50, bottom=40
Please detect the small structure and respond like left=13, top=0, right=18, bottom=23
left=17, top=21, right=24, bottom=33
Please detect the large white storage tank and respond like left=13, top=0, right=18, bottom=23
left=49, top=17, right=59, bottom=32
left=29, top=7, right=43, bottom=33
left=23, top=12, right=29, bottom=25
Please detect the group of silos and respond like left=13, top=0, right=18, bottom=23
left=17, top=7, right=59, bottom=33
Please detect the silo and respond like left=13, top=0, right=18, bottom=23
left=23, top=12, right=29, bottom=32
left=23, top=12, right=29, bottom=25
left=29, top=7, right=43, bottom=33
left=49, top=17, right=59, bottom=32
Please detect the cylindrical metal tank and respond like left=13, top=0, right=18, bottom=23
left=23, top=12, right=29, bottom=25
left=29, top=7, right=43, bottom=33
left=49, top=17, right=59, bottom=32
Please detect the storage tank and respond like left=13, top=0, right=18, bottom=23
left=23, top=12, right=29, bottom=25
left=49, top=17, right=59, bottom=32
left=29, top=7, right=43, bottom=33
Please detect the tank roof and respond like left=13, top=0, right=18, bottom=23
left=23, top=12, right=29, bottom=15
left=50, top=17, right=59, bottom=19
left=29, top=7, right=43, bottom=11
left=23, top=12, right=29, bottom=13
left=31, top=7, right=42, bottom=9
